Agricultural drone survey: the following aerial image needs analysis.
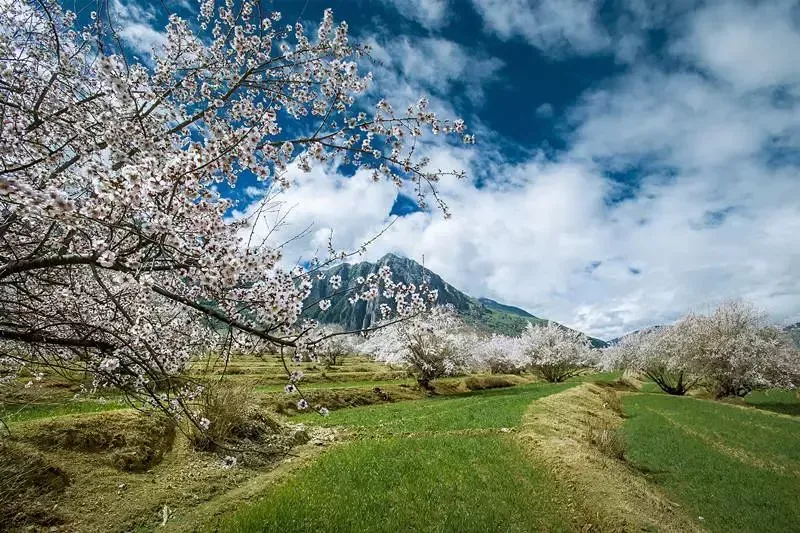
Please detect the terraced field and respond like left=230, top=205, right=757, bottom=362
left=214, top=382, right=580, bottom=532
left=3, top=356, right=799, bottom=533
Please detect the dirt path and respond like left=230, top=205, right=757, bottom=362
left=515, top=383, right=705, bottom=533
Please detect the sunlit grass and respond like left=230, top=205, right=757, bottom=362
left=743, top=389, right=800, bottom=416
left=216, top=435, right=574, bottom=533
left=215, top=378, right=580, bottom=532
left=297, top=381, right=575, bottom=433
left=0, top=400, right=128, bottom=423
left=623, top=393, right=800, bottom=532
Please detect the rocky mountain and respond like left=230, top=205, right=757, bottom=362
left=304, top=253, right=608, bottom=347
left=608, top=325, right=665, bottom=345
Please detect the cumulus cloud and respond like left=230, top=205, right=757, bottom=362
left=363, top=35, right=503, bottom=107
left=384, top=0, right=451, bottom=30
left=235, top=0, right=800, bottom=339
left=469, top=0, right=611, bottom=57
left=671, top=0, right=800, bottom=91
left=110, top=0, right=166, bottom=59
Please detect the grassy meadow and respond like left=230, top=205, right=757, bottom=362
left=623, top=393, right=800, bottom=532
left=1, top=354, right=799, bottom=532
left=218, top=382, right=581, bottom=532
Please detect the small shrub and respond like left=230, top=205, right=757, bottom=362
left=600, top=389, right=624, bottom=416
left=188, top=382, right=283, bottom=454
left=587, top=420, right=626, bottom=460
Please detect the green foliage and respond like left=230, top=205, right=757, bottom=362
left=217, top=435, right=574, bottom=533
left=297, top=381, right=575, bottom=434
left=217, top=381, right=578, bottom=532
left=623, top=394, right=800, bottom=532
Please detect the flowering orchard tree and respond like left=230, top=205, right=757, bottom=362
left=364, top=305, right=472, bottom=390
left=692, top=301, right=799, bottom=398
left=605, top=324, right=704, bottom=395
left=0, top=0, right=472, bottom=421
left=313, top=326, right=363, bottom=367
left=606, top=301, right=800, bottom=397
left=520, top=322, right=591, bottom=382
left=471, top=333, right=526, bottom=375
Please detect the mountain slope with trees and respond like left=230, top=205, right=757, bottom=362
left=304, top=254, right=608, bottom=347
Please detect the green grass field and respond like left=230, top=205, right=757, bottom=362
left=219, top=435, right=574, bottom=533
left=0, top=399, right=127, bottom=423
left=743, top=388, right=800, bottom=416
left=623, top=393, right=800, bottom=532
left=215, top=381, right=580, bottom=532
left=4, top=355, right=800, bottom=533
left=297, top=381, right=575, bottom=433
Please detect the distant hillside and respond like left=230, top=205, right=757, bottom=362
left=304, top=253, right=607, bottom=347
left=609, top=325, right=665, bottom=345
left=613, top=322, right=800, bottom=349
left=785, top=323, right=800, bottom=349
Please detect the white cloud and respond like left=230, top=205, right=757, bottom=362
left=235, top=0, right=800, bottom=339
left=118, top=23, right=167, bottom=57
left=363, top=35, right=503, bottom=107
left=672, top=0, right=800, bottom=92
left=470, top=0, right=611, bottom=56
left=110, top=0, right=166, bottom=59
left=385, top=0, right=450, bottom=30
left=536, top=103, right=554, bottom=118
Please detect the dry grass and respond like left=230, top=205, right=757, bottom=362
left=586, top=420, right=627, bottom=460
left=463, top=374, right=526, bottom=391
left=3, top=410, right=337, bottom=532
left=188, top=382, right=302, bottom=465
left=19, top=410, right=176, bottom=472
left=599, top=387, right=625, bottom=415
left=516, top=383, right=703, bottom=532
left=265, top=383, right=424, bottom=415
left=0, top=439, right=70, bottom=530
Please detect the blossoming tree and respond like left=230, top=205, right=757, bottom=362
left=364, top=305, right=472, bottom=390
left=0, top=0, right=472, bottom=420
left=605, top=301, right=800, bottom=397
left=605, top=324, right=704, bottom=395
left=692, top=301, right=799, bottom=398
left=314, top=326, right=364, bottom=368
left=520, top=322, right=591, bottom=382
left=471, top=333, right=526, bottom=374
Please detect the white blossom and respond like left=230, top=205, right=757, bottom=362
left=0, top=0, right=467, bottom=416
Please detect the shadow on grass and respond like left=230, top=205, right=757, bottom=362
left=748, top=403, right=800, bottom=416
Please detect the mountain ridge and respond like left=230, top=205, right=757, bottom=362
left=304, top=253, right=608, bottom=348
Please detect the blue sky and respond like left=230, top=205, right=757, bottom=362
left=89, top=0, right=800, bottom=339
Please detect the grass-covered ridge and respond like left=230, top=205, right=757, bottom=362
left=297, top=381, right=575, bottom=433
left=215, top=381, right=581, bottom=532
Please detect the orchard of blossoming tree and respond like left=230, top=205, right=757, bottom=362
left=0, top=0, right=471, bottom=424
left=602, top=301, right=800, bottom=397
left=2, top=1, right=800, bottom=531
